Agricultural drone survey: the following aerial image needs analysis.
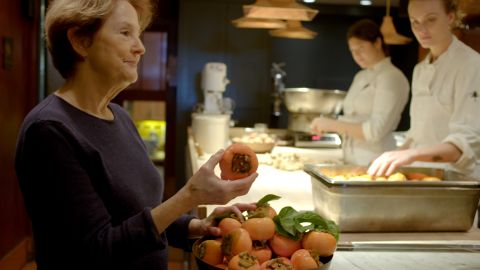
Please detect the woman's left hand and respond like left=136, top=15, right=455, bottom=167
left=367, top=148, right=418, bottom=176
left=188, top=203, right=256, bottom=238
left=310, top=117, right=337, bottom=134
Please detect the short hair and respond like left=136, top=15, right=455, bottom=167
left=347, top=19, right=388, bottom=56
left=45, top=0, right=154, bottom=78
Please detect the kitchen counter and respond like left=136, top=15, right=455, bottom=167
left=185, top=129, right=480, bottom=269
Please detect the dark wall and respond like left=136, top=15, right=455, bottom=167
left=176, top=0, right=273, bottom=186
left=176, top=0, right=417, bottom=185
left=0, top=0, right=38, bottom=260
left=273, top=11, right=418, bottom=131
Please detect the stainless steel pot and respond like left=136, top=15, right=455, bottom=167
left=283, top=88, right=346, bottom=115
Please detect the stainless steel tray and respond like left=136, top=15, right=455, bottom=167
left=337, top=241, right=480, bottom=252
left=304, top=164, right=480, bottom=232
left=306, top=164, right=479, bottom=187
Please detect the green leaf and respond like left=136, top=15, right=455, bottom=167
left=273, top=206, right=340, bottom=241
left=256, top=194, right=281, bottom=207
left=273, top=217, right=294, bottom=238
left=273, top=207, right=301, bottom=240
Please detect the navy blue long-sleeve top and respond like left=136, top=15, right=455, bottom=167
left=15, top=94, right=195, bottom=270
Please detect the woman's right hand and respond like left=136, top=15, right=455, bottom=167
left=184, top=149, right=258, bottom=206
left=310, top=116, right=337, bottom=135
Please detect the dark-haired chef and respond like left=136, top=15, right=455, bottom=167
left=311, top=19, right=409, bottom=166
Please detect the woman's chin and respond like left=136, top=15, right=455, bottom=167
left=418, top=39, right=433, bottom=49
left=124, top=73, right=139, bottom=85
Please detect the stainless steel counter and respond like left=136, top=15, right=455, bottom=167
left=186, top=129, right=480, bottom=269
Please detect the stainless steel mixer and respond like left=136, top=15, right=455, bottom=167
left=282, top=87, right=346, bottom=148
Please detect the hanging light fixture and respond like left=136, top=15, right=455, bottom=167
left=380, top=0, right=412, bottom=45
left=269, top=20, right=317, bottom=39
left=231, top=17, right=287, bottom=29
left=243, top=0, right=318, bottom=21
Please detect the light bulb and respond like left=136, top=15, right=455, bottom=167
left=360, top=0, right=372, bottom=6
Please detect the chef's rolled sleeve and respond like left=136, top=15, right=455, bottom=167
left=442, top=58, right=480, bottom=173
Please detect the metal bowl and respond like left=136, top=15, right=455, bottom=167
left=283, top=88, right=346, bottom=115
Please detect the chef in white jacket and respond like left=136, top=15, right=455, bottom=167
left=368, top=0, right=480, bottom=177
left=311, top=19, right=410, bottom=165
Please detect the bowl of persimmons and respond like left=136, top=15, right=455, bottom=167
left=192, top=194, right=339, bottom=270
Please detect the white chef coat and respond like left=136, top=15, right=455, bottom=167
left=341, top=57, right=410, bottom=165
left=407, top=36, right=480, bottom=176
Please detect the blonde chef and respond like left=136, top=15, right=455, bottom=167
left=311, top=19, right=410, bottom=165
left=368, top=0, right=480, bottom=177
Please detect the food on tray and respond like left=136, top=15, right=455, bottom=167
left=220, top=143, right=258, bottom=180
left=324, top=171, right=442, bottom=181
left=387, top=172, right=407, bottom=181
left=232, top=132, right=276, bottom=144
left=193, top=194, right=339, bottom=270
left=260, top=152, right=308, bottom=171
left=232, top=132, right=276, bottom=153
left=350, top=174, right=373, bottom=181
left=421, top=176, right=442, bottom=181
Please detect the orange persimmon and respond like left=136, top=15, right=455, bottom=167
left=301, top=231, right=337, bottom=257
left=220, top=143, right=258, bottom=180
left=196, top=239, right=223, bottom=266
left=218, top=217, right=242, bottom=236
left=242, top=217, right=276, bottom=241
left=260, top=257, right=293, bottom=270
left=268, top=233, right=302, bottom=258
left=290, top=249, right=322, bottom=270
left=228, top=251, right=261, bottom=270
left=250, top=241, right=272, bottom=264
left=221, top=228, right=253, bottom=260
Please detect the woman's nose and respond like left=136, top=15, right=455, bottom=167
left=133, top=36, right=146, bottom=55
left=413, top=22, right=428, bottom=35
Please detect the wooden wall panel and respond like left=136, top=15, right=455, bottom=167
left=0, top=0, right=39, bottom=263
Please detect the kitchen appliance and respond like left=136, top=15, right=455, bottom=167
left=293, top=132, right=341, bottom=148
left=201, top=62, right=231, bottom=114
left=282, top=88, right=346, bottom=148
left=191, top=62, right=233, bottom=153
left=305, top=164, right=480, bottom=232
left=192, top=113, right=230, bottom=154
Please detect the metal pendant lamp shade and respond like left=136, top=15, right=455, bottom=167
left=380, top=0, right=412, bottom=45
left=269, top=20, right=317, bottom=39
left=243, top=0, right=318, bottom=21
left=231, top=16, right=287, bottom=29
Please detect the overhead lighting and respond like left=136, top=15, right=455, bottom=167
left=269, top=20, right=317, bottom=39
left=303, top=0, right=316, bottom=3
left=232, top=17, right=287, bottom=29
left=244, top=0, right=319, bottom=22
left=360, top=0, right=372, bottom=6
left=380, top=0, right=412, bottom=45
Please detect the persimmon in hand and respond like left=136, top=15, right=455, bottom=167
left=220, top=143, right=258, bottom=180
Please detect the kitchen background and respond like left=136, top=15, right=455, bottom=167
left=1, top=0, right=479, bottom=268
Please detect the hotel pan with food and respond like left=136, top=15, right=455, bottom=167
left=304, top=164, right=480, bottom=232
